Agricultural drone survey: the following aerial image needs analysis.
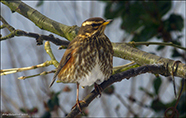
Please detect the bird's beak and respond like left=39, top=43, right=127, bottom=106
left=102, top=19, right=113, bottom=26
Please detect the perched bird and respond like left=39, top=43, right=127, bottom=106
left=49, top=17, right=113, bottom=112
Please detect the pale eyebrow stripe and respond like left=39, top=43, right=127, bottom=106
left=82, top=21, right=104, bottom=26
left=78, top=34, right=86, bottom=38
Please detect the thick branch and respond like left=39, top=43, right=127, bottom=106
left=1, top=1, right=186, bottom=79
left=1, top=0, right=79, bottom=41
left=1, top=1, right=186, bottom=117
left=66, top=65, right=165, bottom=117
left=112, top=43, right=186, bottom=79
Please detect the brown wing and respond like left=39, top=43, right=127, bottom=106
left=49, top=38, right=79, bottom=87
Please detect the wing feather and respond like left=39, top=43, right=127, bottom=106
left=49, top=38, right=79, bottom=87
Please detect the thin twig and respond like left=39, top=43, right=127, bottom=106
left=0, top=61, right=53, bottom=76
left=18, top=70, right=55, bottom=80
left=128, top=41, right=186, bottom=51
left=113, top=61, right=136, bottom=69
left=115, top=93, right=137, bottom=116
left=0, top=28, right=70, bottom=47
left=0, top=15, right=15, bottom=31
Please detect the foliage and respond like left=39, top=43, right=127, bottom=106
left=103, top=1, right=184, bottom=58
left=36, top=0, right=44, bottom=7
left=1, top=0, right=185, bottom=117
left=102, top=1, right=185, bottom=116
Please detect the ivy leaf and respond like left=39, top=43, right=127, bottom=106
left=47, top=91, right=61, bottom=111
left=104, top=1, right=125, bottom=19
left=103, top=85, right=115, bottom=95
left=132, top=25, right=158, bottom=42
left=171, top=48, right=182, bottom=58
left=163, top=14, right=184, bottom=32
left=20, top=108, right=27, bottom=113
left=177, top=92, right=186, bottom=116
left=156, top=1, right=171, bottom=17
left=151, top=98, right=166, bottom=112
left=120, top=2, right=146, bottom=33
left=36, top=0, right=44, bottom=7
left=153, top=77, right=162, bottom=95
left=157, top=45, right=165, bottom=50
left=41, top=111, right=51, bottom=118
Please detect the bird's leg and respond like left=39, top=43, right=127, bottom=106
left=76, top=83, right=82, bottom=112
left=94, top=83, right=102, bottom=97
left=72, top=83, right=85, bottom=113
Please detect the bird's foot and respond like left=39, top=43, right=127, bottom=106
left=72, top=99, right=86, bottom=113
left=94, top=83, right=102, bottom=97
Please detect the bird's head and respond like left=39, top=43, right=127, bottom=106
left=77, top=17, right=112, bottom=37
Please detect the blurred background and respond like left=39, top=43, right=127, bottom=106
left=1, top=1, right=185, bottom=117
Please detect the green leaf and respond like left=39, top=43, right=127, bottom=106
left=153, top=77, right=162, bottom=95
left=41, top=111, right=51, bottom=118
left=171, top=48, right=182, bottom=58
left=157, top=45, right=165, bottom=50
left=132, top=25, right=158, bottom=42
left=177, top=92, right=186, bottom=116
left=103, top=85, right=115, bottom=95
left=163, top=14, right=184, bottom=32
left=156, top=1, right=171, bottom=17
left=36, top=0, right=44, bottom=7
left=20, top=108, right=27, bottom=113
left=47, top=91, right=61, bottom=111
left=151, top=98, right=166, bottom=112
left=120, top=2, right=146, bottom=33
left=104, top=1, right=125, bottom=19
left=172, top=40, right=181, bottom=46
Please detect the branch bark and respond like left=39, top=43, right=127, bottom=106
left=2, top=1, right=185, bottom=79
left=1, top=0, right=79, bottom=41
left=112, top=43, right=186, bottom=79
left=1, top=1, right=186, bottom=117
left=66, top=65, right=165, bottom=117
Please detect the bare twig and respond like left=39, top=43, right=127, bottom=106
left=113, top=62, right=139, bottom=75
left=1, top=13, right=186, bottom=79
left=1, top=1, right=79, bottom=41
left=0, top=15, right=15, bottom=31
left=0, top=28, right=70, bottom=46
left=18, top=70, right=55, bottom=80
left=115, top=93, right=137, bottom=116
left=128, top=41, right=186, bottom=51
left=0, top=61, right=53, bottom=76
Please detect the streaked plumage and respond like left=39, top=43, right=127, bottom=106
left=49, top=17, right=113, bottom=112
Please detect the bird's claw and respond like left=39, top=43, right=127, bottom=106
left=72, top=99, right=86, bottom=113
left=94, top=83, right=102, bottom=97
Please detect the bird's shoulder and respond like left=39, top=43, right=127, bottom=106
left=58, top=35, right=85, bottom=67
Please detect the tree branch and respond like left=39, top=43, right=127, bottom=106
left=0, top=15, right=15, bottom=31
left=0, top=14, right=70, bottom=46
left=0, top=60, right=52, bottom=76
left=1, top=1, right=186, bottom=117
left=113, top=43, right=186, bottom=79
left=1, top=0, right=79, bottom=41
left=128, top=41, right=186, bottom=51
left=66, top=64, right=165, bottom=117
left=1, top=1, right=185, bottom=79
left=0, top=28, right=70, bottom=46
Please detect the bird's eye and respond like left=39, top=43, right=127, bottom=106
left=91, top=23, right=101, bottom=27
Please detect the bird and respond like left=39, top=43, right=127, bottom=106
left=49, top=17, right=113, bottom=112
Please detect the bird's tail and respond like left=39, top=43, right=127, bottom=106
left=49, top=69, right=60, bottom=87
